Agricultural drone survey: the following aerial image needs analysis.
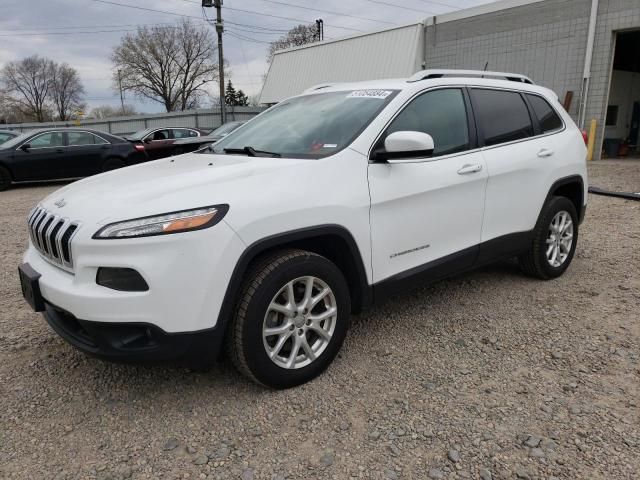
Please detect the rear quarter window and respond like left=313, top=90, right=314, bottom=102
left=526, top=94, right=563, bottom=133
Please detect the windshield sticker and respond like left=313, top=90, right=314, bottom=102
left=347, top=90, right=393, bottom=99
left=323, top=144, right=338, bottom=148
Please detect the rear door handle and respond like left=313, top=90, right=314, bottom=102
left=457, top=164, right=483, bottom=175
left=537, top=148, right=554, bottom=158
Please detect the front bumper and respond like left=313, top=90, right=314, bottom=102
left=23, top=219, right=246, bottom=334
left=43, top=301, right=223, bottom=366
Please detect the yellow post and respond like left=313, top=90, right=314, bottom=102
left=587, top=118, right=597, bottom=161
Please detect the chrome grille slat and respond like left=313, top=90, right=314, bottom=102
left=33, top=210, right=48, bottom=250
left=55, top=219, right=70, bottom=264
left=37, top=213, right=53, bottom=253
left=44, top=215, right=60, bottom=258
left=28, top=206, right=80, bottom=272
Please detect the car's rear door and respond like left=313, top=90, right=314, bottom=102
left=470, top=88, right=564, bottom=257
left=368, top=87, right=488, bottom=292
left=64, top=131, right=110, bottom=176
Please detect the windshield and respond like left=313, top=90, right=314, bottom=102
left=0, top=132, right=16, bottom=144
left=1, top=131, right=33, bottom=149
left=209, top=122, right=243, bottom=136
left=209, top=89, right=398, bottom=158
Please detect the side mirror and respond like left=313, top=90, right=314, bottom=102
left=143, top=137, right=152, bottom=144
left=374, top=131, right=435, bottom=162
left=20, top=143, right=31, bottom=152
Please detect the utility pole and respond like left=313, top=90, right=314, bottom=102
left=117, top=69, right=125, bottom=115
left=204, top=0, right=226, bottom=124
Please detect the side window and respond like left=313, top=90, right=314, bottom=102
left=384, top=88, right=470, bottom=156
left=188, top=130, right=199, bottom=137
left=67, top=132, right=96, bottom=146
left=93, top=134, right=109, bottom=145
left=172, top=129, right=192, bottom=139
left=471, top=89, right=534, bottom=146
left=526, top=94, right=563, bottom=133
left=29, top=132, right=64, bottom=148
left=150, top=129, right=170, bottom=141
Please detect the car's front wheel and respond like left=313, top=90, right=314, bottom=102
left=519, top=196, right=579, bottom=279
left=227, top=249, right=351, bottom=388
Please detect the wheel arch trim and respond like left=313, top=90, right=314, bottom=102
left=215, top=224, right=371, bottom=332
left=544, top=174, right=586, bottom=224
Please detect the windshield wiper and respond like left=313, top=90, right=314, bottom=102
left=223, top=146, right=281, bottom=158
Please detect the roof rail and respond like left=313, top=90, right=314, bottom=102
left=303, top=83, right=338, bottom=93
left=408, top=69, right=534, bottom=84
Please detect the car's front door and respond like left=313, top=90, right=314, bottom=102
left=143, top=129, right=173, bottom=160
left=368, top=88, right=488, bottom=291
left=12, top=131, right=67, bottom=181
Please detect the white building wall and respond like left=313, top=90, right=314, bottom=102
left=259, top=24, right=424, bottom=104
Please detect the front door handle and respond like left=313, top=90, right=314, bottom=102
left=457, top=164, right=483, bottom=175
left=55, top=149, right=64, bottom=153
left=537, top=148, right=554, bottom=158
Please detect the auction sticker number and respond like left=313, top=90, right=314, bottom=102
left=347, top=90, right=393, bottom=99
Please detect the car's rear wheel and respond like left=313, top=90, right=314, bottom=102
left=519, top=196, right=578, bottom=279
left=0, top=166, right=12, bottom=192
left=102, top=158, right=126, bottom=172
left=227, top=249, right=351, bottom=389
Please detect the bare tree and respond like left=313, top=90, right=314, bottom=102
left=51, top=63, right=85, bottom=121
left=89, top=104, right=137, bottom=119
left=111, top=20, right=219, bottom=112
left=1, top=55, right=54, bottom=122
left=267, top=24, right=319, bottom=65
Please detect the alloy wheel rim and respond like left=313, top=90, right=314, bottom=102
left=546, top=211, right=574, bottom=267
left=262, top=276, right=337, bottom=370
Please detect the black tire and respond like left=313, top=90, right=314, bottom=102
left=0, top=165, right=12, bottom=192
left=174, top=147, right=184, bottom=156
left=227, top=249, right=351, bottom=389
left=102, top=158, right=126, bottom=172
left=519, top=196, right=579, bottom=280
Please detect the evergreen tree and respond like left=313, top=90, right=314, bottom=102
left=235, top=89, right=249, bottom=106
left=225, top=80, right=237, bottom=106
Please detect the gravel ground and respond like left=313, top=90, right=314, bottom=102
left=1, top=160, right=639, bottom=480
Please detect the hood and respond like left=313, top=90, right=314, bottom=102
left=40, top=153, right=308, bottom=226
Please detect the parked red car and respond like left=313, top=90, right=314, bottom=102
left=126, top=127, right=208, bottom=160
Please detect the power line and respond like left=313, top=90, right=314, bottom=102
left=225, top=31, right=273, bottom=45
left=86, top=0, right=204, bottom=20
left=226, top=25, right=286, bottom=36
left=231, top=0, right=396, bottom=26
left=0, top=22, right=175, bottom=32
left=415, top=0, right=460, bottom=8
left=359, top=0, right=435, bottom=14
left=0, top=28, right=140, bottom=37
left=173, top=0, right=366, bottom=32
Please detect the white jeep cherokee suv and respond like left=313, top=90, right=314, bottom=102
left=19, top=70, right=588, bottom=388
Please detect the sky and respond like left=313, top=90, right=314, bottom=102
left=0, top=0, right=497, bottom=114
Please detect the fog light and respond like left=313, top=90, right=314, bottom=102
left=96, top=268, right=149, bottom=292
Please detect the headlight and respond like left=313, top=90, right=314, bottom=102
left=93, top=205, right=229, bottom=239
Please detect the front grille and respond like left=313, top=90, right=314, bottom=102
left=28, top=207, right=80, bottom=271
